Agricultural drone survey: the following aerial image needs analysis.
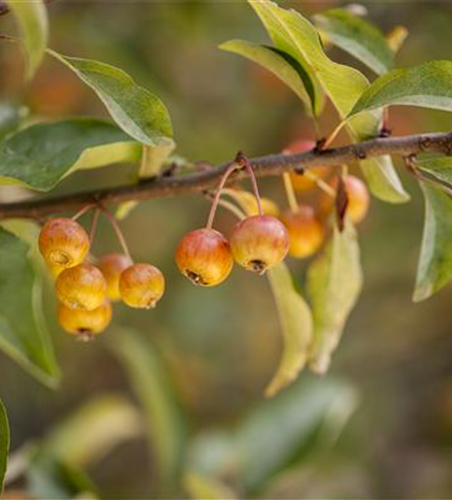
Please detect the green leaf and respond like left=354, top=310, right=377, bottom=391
left=188, top=376, right=358, bottom=495
left=0, top=398, right=9, bottom=494
left=0, top=118, right=141, bottom=191
left=220, top=39, right=324, bottom=116
left=6, top=0, right=48, bottom=79
left=413, top=182, right=452, bottom=302
left=112, top=329, right=186, bottom=494
left=307, top=222, right=363, bottom=374
left=0, top=102, right=27, bottom=140
left=139, top=141, right=176, bottom=178
left=248, top=0, right=408, bottom=203
left=417, top=156, right=452, bottom=190
left=184, top=472, right=237, bottom=500
left=265, top=262, right=313, bottom=397
left=48, top=50, right=173, bottom=147
left=350, top=61, right=452, bottom=116
left=313, top=8, right=393, bottom=75
left=0, top=226, right=59, bottom=387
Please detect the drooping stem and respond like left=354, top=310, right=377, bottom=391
left=282, top=172, right=299, bottom=214
left=71, top=204, right=94, bottom=221
left=102, top=208, right=132, bottom=260
left=323, top=119, right=347, bottom=150
left=89, top=208, right=101, bottom=243
left=206, top=162, right=238, bottom=230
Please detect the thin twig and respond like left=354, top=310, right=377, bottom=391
left=0, top=131, right=450, bottom=220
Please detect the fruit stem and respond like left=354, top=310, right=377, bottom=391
left=313, top=174, right=336, bottom=197
left=89, top=208, right=101, bottom=243
left=323, top=119, right=347, bottom=150
left=282, top=172, right=299, bottom=214
left=218, top=199, right=246, bottom=221
left=235, top=152, right=264, bottom=217
left=71, top=204, right=94, bottom=221
left=206, top=162, right=238, bottom=230
left=102, top=208, right=132, bottom=261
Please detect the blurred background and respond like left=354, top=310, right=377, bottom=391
left=1, top=1, right=452, bottom=498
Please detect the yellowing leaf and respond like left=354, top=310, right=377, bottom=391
left=266, top=262, right=313, bottom=397
left=6, top=0, right=48, bottom=79
left=307, top=222, right=362, bottom=374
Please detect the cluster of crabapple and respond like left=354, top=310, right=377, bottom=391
left=282, top=139, right=370, bottom=259
left=175, top=142, right=370, bottom=287
left=38, top=214, right=164, bottom=340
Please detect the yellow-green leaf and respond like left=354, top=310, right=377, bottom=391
left=266, top=262, right=313, bottom=397
left=139, top=140, right=176, bottom=178
left=0, top=398, right=8, bottom=494
left=307, top=222, right=362, bottom=374
left=41, top=395, right=142, bottom=467
left=417, top=156, right=452, bottom=191
left=6, top=0, right=48, bottom=79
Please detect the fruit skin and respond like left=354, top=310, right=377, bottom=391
left=282, top=205, right=325, bottom=259
left=319, top=175, right=370, bottom=224
left=175, top=228, right=233, bottom=287
left=58, top=301, right=112, bottom=340
left=283, top=139, right=330, bottom=192
left=56, top=263, right=107, bottom=311
left=230, top=215, right=289, bottom=274
left=119, top=263, right=165, bottom=309
left=98, top=253, right=133, bottom=301
left=39, top=218, right=90, bottom=268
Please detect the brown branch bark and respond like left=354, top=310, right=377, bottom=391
left=0, top=130, right=451, bottom=220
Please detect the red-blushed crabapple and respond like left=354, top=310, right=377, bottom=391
left=229, top=215, right=289, bottom=274
left=283, top=139, right=331, bottom=192
left=56, top=263, right=107, bottom=311
left=57, top=300, right=112, bottom=340
left=39, top=218, right=90, bottom=268
left=119, top=263, right=165, bottom=309
left=319, top=175, right=370, bottom=224
left=282, top=205, right=325, bottom=259
left=175, top=228, right=233, bottom=286
left=98, top=253, right=133, bottom=301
